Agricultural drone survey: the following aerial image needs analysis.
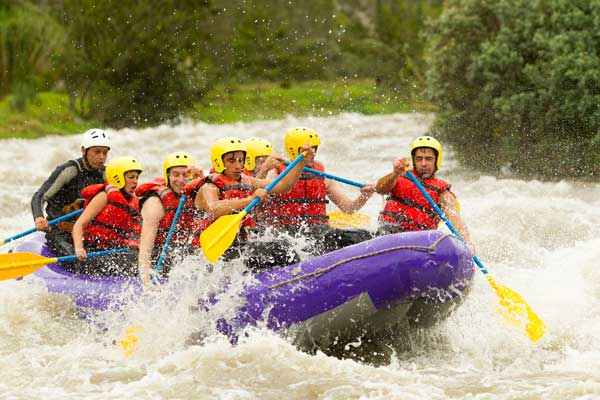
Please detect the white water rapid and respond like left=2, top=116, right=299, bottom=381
left=1, top=113, right=599, bottom=399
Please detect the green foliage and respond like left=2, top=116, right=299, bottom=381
left=186, top=79, right=422, bottom=123
left=0, top=2, right=66, bottom=99
left=0, top=81, right=419, bottom=138
left=0, top=0, right=438, bottom=132
left=0, top=92, right=97, bottom=139
left=427, top=0, right=600, bottom=179
left=228, top=0, right=347, bottom=82
left=10, top=80, right=39, bottom=112
left=55, top=0, right=216, bottom=127
left=375, top=0, right=443, bottom=94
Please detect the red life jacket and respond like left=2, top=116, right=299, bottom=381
left=379, top=170, right=453, bottom=231
left=81, top=183, right=140, bottom=249
left=195, top=173, right=256, bottom=240
left=259, top=161, right=329, bottom=227
left=183, top=177, right=209, bottom=240
left=136, top=178, right=197, bottom=248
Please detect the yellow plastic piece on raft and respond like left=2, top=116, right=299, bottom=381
left=328, top=210, right=371, bottom=229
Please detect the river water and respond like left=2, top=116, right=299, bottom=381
left=1, top=113, right=599, bottom=399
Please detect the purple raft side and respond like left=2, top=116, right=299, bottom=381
left=229, top=230, right=474, bottom=332
left=12, top=232, right=142, bottom=310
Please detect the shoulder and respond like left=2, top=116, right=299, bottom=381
left=46, top=159, right=80, bottom=183
left=141, top=194, right=164, bottom=212
left=56, top=158, right=81, bottom=173
left=312, top=160, right=326, bottom=170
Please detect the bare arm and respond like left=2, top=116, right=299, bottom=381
left=138, top=196, right=165, bottom=286
left=254, top=154, right=285, bottom=179
left=326, top=179, right=375, bottom=214
left=72, top=192, right=108, bottom=260
left=195, top=183, right=261, bottom=219
left=440, top=191, right=475, bottom=254
left=375, top=157, right=410, bottom=195
left=252, top=146, right=315, bottom=194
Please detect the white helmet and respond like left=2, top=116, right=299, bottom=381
left=81, top=129, right=111, bottom=150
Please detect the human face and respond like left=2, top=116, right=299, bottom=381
left=254, top=155, right=268, bottom=173
left=167, top=166, right=188, bottom=194
left=83, top=146, right=109, bottom=170
left=222, top=151, right=246, bottom=180
left=122, top=170, right=140, bottom=196
left=413, top=148, right=437, bottom=179
left=297, top=146, right=318, bottom=166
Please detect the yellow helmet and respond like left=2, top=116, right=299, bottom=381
left=210, top=137, right=246, bottom=173
left=105, top=157, right=143, bottom=189
left=284, top=127, right=320, bottom=159
left=243, top=138, right=274, bottom=171
left=410, top=136, right=443, bottom=170
left=163, top=151, right=194, bottom=183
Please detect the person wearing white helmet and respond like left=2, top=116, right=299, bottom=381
left=375, top=135, right=475, bottom=253
left=30, top=128, right=110, bottom=257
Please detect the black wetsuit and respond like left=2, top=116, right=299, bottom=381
left=31, top=157, right=105, bottom=257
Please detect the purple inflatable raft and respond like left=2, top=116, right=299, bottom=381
left=14, top=230, right=474, bottom=348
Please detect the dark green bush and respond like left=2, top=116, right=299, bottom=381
left=0, top=2, right=65, bottom=99
left=56, top=0, right=216, bottom=127
left=426, top=0, right=600, bottom=179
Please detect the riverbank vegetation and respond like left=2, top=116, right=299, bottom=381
left=0, top=79, right=430, bottom=139
left=2, top=0, right=599, bottom=178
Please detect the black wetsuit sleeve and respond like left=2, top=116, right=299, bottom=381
left=31, top=163, right=79, bottom=220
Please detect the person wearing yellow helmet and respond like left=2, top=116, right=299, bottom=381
left=261, top=127, right=376, bottom=255
left=375, top=136, right=474, bottom=253
left=190, top=136, right=315, bottom=270
left=242, top=137, right=286, bottom=178
left=69, top=156, right=143, bottom=276
left=31, top=128, right=111, bottom=257
left=135, top=151, right=204, bottom=285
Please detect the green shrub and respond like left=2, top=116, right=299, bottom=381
left=0, top=2, right=65, bottom=98
left=56, top=0, right=216, bottom=128
left=426, top=0, right=600, bottom=179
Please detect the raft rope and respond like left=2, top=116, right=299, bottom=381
left=268, top=233, right=453, bottom=290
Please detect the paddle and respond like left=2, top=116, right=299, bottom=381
left=155, top=194, right=187, bottom=276
left=1, top=209, right=84, bottom=246
left=328, top=210, right=371, bottom=229
left=405, top=170, right=546, bottom=342
left=284, top=162, right=372, bottom=229
left=0, top=247, right=129, bottom=281
left=283, top=162, right=365, bottom=188
left=119, top=193, right=189, bottom=355
left=200, top=153, right=306, bottom=262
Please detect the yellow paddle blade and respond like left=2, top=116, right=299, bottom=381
left=487, top=275, right=546, bottom=342
left=119, top=326, right=142, bottom=357
left=200, top=211, right=247, bottom=263
left=328, top=210, right=371, bottom=229
left=0, top=252, right=58, bottom=281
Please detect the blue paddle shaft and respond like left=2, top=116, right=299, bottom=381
left=405, top=170, right=488, bottom=275
left=3, top=209, right=84, bottom=245
left=283, top=162, right=365, bottom=188
left=244, top=153, right=306, bottom=213
left=155, top=194, right=187, bottom=274
left=57, top=247, right=129, bottom=263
